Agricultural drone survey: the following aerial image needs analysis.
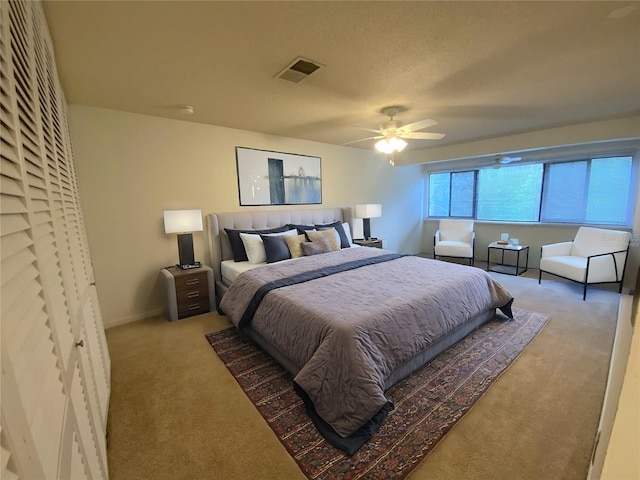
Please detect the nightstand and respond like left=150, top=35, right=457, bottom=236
left=353, top=238, right=383, bottom=249
left=160, top=265, right=215, bottom=321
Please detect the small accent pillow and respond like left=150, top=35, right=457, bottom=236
left=306, top=229, right=341, bottom=251
left=301, top=237, right=332, bottom=256
left=225, top=225, right=290, bottom=262
left=261, top=234, right=291, bottom=264
left=240, top=229, right=297, bottom=264
left=316, top=221, right=351, bottom=249
left=285, top=234, right=308, bottom=258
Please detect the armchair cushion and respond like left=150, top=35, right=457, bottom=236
left=540, top=256, right=587, bottom=283
left=437, top=219, right=474, bottom=243
left=434, top=241, right=473, bottom=258
left=571, top=227, right=630, bottom=258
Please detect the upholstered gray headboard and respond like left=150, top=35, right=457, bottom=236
left=206, top=207, right=353, bottom=301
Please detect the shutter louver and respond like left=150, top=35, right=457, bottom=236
left=0, top=2, right=110, bottom=478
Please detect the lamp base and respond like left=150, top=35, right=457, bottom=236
left=177, top=233, right=196, bottom=268
left=363, top=218, right=372, bottom=241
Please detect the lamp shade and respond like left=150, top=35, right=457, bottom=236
left=355, top=204, right=382, bottom=219
left=163, top=209, right=203, bottom=234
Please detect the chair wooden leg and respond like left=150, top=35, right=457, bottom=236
left=538, top=269, right=542, bottom=284
left=583, top=282, right=587, bottom=301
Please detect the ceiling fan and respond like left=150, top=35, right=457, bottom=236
left=344, top=106, right=446, bottom=157
left=492, top=155, right=523, bottom=168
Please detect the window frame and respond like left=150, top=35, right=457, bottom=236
left=426, top=153, right=637, bottom=228
left=427, top=170, right=476, bottom=219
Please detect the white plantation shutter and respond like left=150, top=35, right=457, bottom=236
left=1, top=427, right=21, bottom=480
left=0, top=1, right=110, bottom=479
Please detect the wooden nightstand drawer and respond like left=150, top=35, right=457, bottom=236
left=176, top=284, right=208, bottom=303
left=177, top=298, right=209, bottom=318
left=175, top=271, right=208, bottom=292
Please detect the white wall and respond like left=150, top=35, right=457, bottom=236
left=596, top=294, right=640, bottom=480
left=68, top=105, right=424, bottom=327
left=401, top=115, right=640, bottom=165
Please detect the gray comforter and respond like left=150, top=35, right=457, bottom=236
left=220, top=247, right=513, bottom=438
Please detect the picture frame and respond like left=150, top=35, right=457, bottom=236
left=235, top=146, right=322, bottom=206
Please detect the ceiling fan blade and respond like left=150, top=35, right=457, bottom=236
left=341, top=135, right=384, bottom=146
left=399, top=132, right=446, bottom=140
left=354, top=127, right=385, bottom=135
left=397, top=118, right=439, bottom=133
left=500, top=155, right=523, bottom=164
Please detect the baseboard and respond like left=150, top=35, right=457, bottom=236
left=104, top=307, right=164, bottom=329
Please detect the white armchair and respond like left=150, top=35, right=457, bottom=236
left=538, top=226, right=631, bottom=300
left=433, top=219, right=475, bottom=266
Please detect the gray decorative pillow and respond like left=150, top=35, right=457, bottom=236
left=301, top=237, right=332, bottom=256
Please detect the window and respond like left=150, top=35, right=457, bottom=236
left=428, top=155, right=634, bottom=225
left=477, top=164, right=543, bottom=222
left=541, top=161, right=587, bottom=223
left=428, top=171, right=475, bottom=217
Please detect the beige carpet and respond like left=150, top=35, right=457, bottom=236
left=105, top=267, right=621, bottom=480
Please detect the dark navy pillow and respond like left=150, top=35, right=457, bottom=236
left=260, top=235, right=292, bottom=264
left=316, top=221, right=350, bottom=249
left=287, top=223, right=315, bottom=235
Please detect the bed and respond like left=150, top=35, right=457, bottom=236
left=207, top=207, right=513, bottom=454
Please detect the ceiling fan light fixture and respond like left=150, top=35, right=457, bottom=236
left=375, top=135, right=407, bottom=154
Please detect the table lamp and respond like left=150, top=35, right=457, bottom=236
left=355, top=204, right=382, bottom=240
left=163, top=209, right=203, bottom=269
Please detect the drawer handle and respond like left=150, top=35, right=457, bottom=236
left=187, top=303, right=201, bottom=311
left=186, top=278, right=200, bottom=285
left=187, top=291, right=200, bottom=299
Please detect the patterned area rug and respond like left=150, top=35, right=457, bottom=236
left=205, top=307, right=549, bottom=480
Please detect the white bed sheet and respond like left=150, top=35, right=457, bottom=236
left=221, top=259, right=263, bottom=285
left=221, top=244, right=361, bottom=285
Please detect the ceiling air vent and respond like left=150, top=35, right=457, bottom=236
left=276, top=57, right=322, bottom=84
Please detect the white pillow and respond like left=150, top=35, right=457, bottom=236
left=240, top=229, right=297, bottom=264
left=342, top=222, right=354, bottom=246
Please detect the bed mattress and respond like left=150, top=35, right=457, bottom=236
left=221, top=259, right=262, bottom=285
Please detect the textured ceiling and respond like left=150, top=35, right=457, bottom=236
left=42, top=1, right=640, bottom=154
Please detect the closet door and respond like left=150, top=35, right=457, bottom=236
left=0, top=1, right=110, bottom=478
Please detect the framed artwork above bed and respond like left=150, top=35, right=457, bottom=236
left=236, top=146, right=322, bottom=206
